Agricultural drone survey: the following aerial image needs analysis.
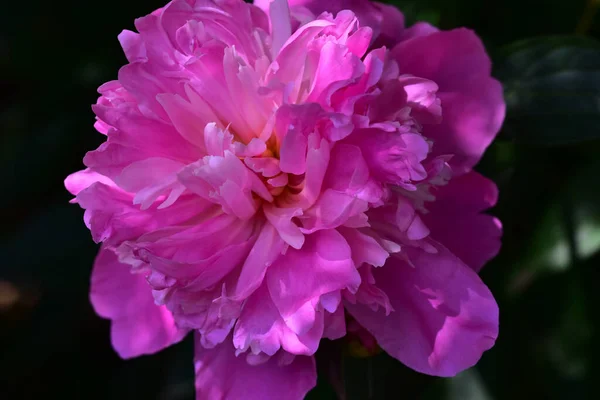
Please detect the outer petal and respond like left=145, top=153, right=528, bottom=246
left=391, top=29, right=505, bottom=174
left=194, top=334, right=316, bottom=400
left=64, top=169, right=116, bottom=196
left=346, top=245, right=498, bottom=377
left=256, top=0, right=405, bottom=47
left=424, top=171, right=502, bottom=272
left=90, top=247, right=187, bottom=358
left=75, top=182, right=209, bottom=245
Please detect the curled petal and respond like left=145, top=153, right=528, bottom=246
left=90, top=247, right=187, bottom=358
left=346, top=245, right=498, bottom=377
left=195, top=333, right=316, bottom=400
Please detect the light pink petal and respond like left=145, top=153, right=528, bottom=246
left=266, top=19, right=334, bottom=102
left=118, top=30, right=146, bottom=62
left=244, top=157, right=281, bottom=178
left=230, top=222, right=286, bottom=300
left=267, top=173, right=289, bottom=187
left=178, top=151, right=272, bottom=219
left=195, top=334, right=316, bottom=400
left=114, top=157, right=184, bottom=193
left=263, top=1, right=405, bottom=48
left=424, top=171, right=502, bottom=271
left=156, top=93, right=210, bottom=149
left=233, top=285, right=324, bottom=356
left=286, top=135, right=330, bottom=209
left=87, top=98, right=200, bottom=179
left=222, top=47, right=272, bottom=137
left=345, top=128, right=430, bottom=186
left=304, top=41, right=364, bottom=107
left=64, top=169, right=116, bottom=196
left=264, top=204, right=305, bottom=249
left=90, top=246, right=187, bottom=358
left=299, top=190, right=369, bottom=233
left=267, top=229, right=361, bottom=328
left=278, top=126, right=308, bottom=175
left=126, top=213, right=256, bottom=290
left=338, top=227, right=389, bottom=267
left=268, top=0, right=292, bottom=57
left=323, top=143, right=383, bottom=203
left=391, top=28, right=505, bottom=174
left=76, top=182, right=209, bottom=245
left=161, top=0, right=268, bottom=62
left=346, top=245, right=498, bottom=377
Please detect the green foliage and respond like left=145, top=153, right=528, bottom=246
left=498, top=36, right=600, bottom=145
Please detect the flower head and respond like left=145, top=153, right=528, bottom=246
left=66, top=0, right=505, bottom=398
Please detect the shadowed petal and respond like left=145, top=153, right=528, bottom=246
left=346, top=244, right=498, bottom=377
left=90, top=246, right=188, bottom=358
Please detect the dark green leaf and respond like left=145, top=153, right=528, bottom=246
left=497, top=36, right=600, bottom=145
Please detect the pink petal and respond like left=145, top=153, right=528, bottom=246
left=76, top=182, right=209, bottom=245
left=346, top=244, right=498, bottom=377
left=264, top=204, right=305, bottom=249
left=268, top=0, right=292, bottom=57
left=178, top=151, right=272, bottom=219
left=299, top=190, right=369, bottom=233
left=262, top=1, right=405, bottom=48
left=233, top=285, right=324, bottom=356
left=338, top=227, right=389, bottom=267
left=391, top=28, right=505, bottom=174
left=114, top=157, right=184, bottom=192
left=118, top=30, right=146, bottom=62
left=156, top=93, right=210, bottom=149
left=64, top=169, right=116, bottom=196
left=194, top=334, right=316, bottom=400
left=424, top=171, right=502, bottom=271
left=267, top=229, right=361, bottom=330
left=90, top=246, right=187, bottom=358
left=230, top=222, right=286, bottom=300
left=323, top=305, right=346, bottom=340
left=304, top=41, right=364, bottom=107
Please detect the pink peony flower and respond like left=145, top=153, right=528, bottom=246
left=65, top=0, right=505, bottom=398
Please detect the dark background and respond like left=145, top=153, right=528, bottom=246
left=2, top=0, right=600, bottom=398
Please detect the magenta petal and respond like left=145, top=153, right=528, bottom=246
left=265, top=0, right=405, bottom=47
left=230, top=222, right=286, bottom=300
left=424, top=171, right=502, bottom=272
left=118, top=30, right=146, bottom=62
left=392, top=29, right=505, bottom=173
left=346, top=245, right=498, bottom=377
left=338, top=226, right=389, bottom=267
left=64, top=169, right=115, bottom=196
left=70, top=0, right=504, bottom=387
left=90, top=247, right=187, bottom=358
left=233, top=285, right=324, bottom=356
left=267, top=229, right=361, bottom=325
left=194, top=333, right=316, bottom=400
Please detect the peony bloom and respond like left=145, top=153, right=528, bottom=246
left=65, top=0, right=505, bottom=398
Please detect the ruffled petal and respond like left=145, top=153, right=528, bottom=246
left=233, top=285, right=324, bottom=356
left=267, top=229, right=360, bottom=333
left=194, top=334, right=316, bottom=400
left=257, top=0, right=405, bottom=47
left=90, top=246, right=187, bottom=358
left=346, top=244, right=498, bottom=377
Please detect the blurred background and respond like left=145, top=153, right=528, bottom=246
left=2, top=0, right=600, bottom=398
